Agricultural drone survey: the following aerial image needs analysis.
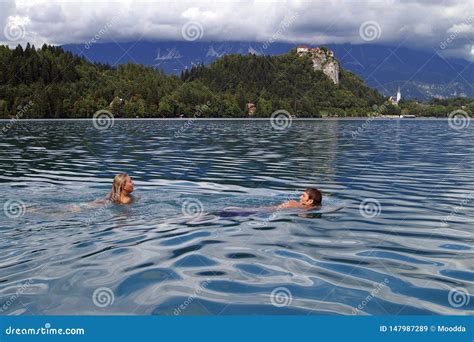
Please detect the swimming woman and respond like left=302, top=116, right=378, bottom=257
left=65, top=173, right=134, bottom=212
left=107, top=173, right=134, bottom=204
left=279, top=187, right=322, bottom=209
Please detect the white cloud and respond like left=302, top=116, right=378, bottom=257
left=0, top=0, right=472, bottom=60
left=448, top=22, right=474, bottom=35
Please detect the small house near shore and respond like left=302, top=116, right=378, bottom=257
left=246, top=103, right=256, bottom=116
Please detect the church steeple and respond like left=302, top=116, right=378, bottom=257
left=396, top=86, right=401, bottom=103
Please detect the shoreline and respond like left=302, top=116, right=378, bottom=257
left=0, top=117, right=443, bottom=122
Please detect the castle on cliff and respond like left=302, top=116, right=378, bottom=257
left=296, top=45, right=340, bottom=84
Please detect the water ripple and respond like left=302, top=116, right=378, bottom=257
left=0, top=120, right=473, bottom=315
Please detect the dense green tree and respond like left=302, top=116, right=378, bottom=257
left=0, top=99, right=7, bottom=116
left=0, top=44, right=470, bottom=119
left=123, top=97, right=146, bottom=118
left=257, top=97, right=273, bottom=117
left=157, top=95, right=175, bottom=117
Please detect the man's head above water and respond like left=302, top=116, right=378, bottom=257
left=300, top=187, right=322, bottom=207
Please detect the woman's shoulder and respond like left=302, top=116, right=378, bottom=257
left=121, top=196, right=132, bottom=204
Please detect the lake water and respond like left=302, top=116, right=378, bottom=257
left=0, top=119, right=473, bottom=315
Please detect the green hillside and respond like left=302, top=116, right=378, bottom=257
left=1, top=44, right=471, bottom=119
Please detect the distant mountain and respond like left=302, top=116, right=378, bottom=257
left=62, top=41, right=473, bottom=100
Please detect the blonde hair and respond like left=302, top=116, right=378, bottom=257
left=109, top=173, right=128, bottom=202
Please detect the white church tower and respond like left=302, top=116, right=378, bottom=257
left=389, top=87, right=402, bottom=106
left=396, top=87, right=401, bottom=104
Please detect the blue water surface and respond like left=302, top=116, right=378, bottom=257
left=0, top=119, right=473, bottom=315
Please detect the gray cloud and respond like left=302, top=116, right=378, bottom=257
left=0, top=0, right=472, bottom=60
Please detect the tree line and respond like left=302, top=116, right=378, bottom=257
left=0, top=43, right=472, bottom=119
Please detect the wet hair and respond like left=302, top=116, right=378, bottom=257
left=109, top=173, right=129, bottom=202
left=305, top=187, right=322, bottom=206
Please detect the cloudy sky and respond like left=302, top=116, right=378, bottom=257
left=0, top=0, right=473, bottom=60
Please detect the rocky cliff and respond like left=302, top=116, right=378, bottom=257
left=297, top=46, right=340, bottom=84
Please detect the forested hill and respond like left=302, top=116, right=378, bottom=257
left=0, top=43, right=454, bottom=119
left=180, top=52, right=384, bottom=117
